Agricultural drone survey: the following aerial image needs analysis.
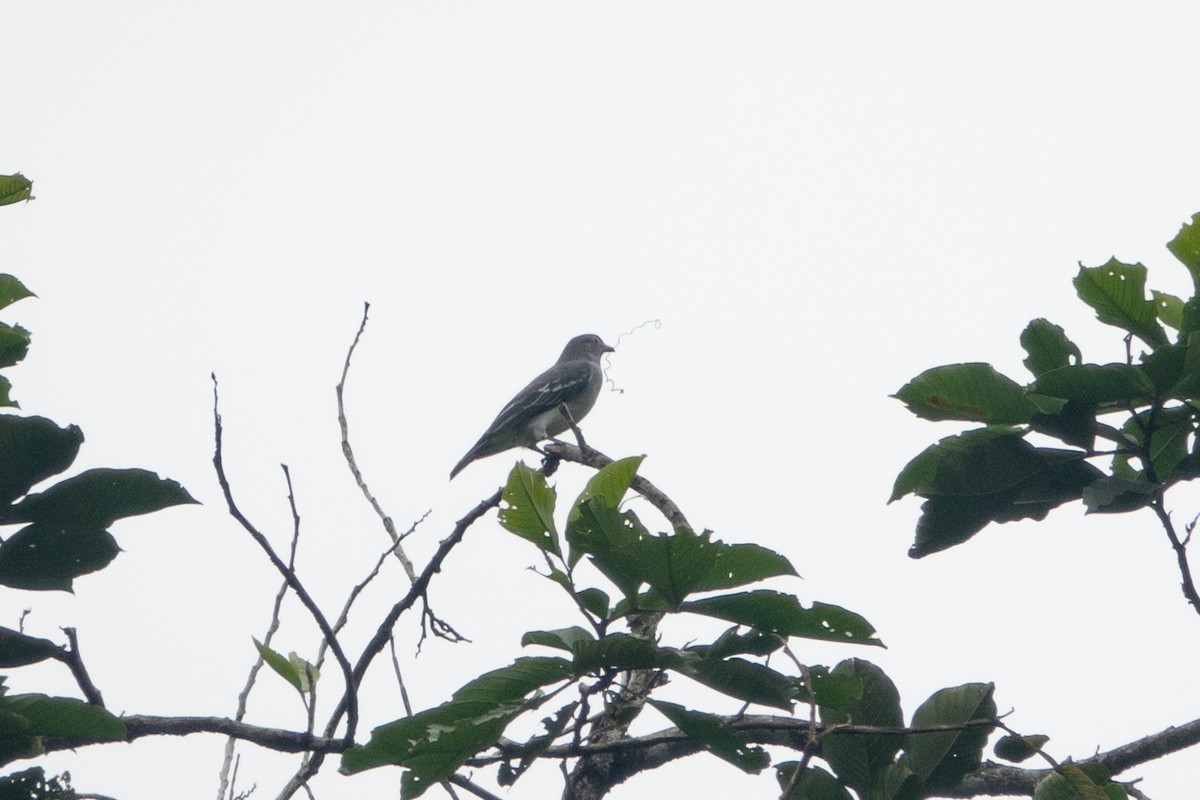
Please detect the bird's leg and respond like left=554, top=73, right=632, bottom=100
left=555, top=402, right=593, bottom=457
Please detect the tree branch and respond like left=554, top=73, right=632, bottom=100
left=1150, top=498, right=1200, bottom=617
left=211, top=375, right=359, bottom=744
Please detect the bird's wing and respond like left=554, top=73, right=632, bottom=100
left=484, top=359, right=595, bottom=435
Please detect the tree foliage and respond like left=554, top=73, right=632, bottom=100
left=0, top=176, right=1194, bottom=798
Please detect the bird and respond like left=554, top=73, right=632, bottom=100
left=450, top=333, right=615, bottom=479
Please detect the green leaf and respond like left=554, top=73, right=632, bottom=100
left=0, top=628, right=60, bottom=668
left=254, top=638, right=303, bottom=692
left=891, top=426, right=1017, bottom=503
left=690, top=626, right=785, bottom=660
left=1022, top=319, right=1081, bottom=377
left=1152, top=290, right=1185, bottom=330
left=1167, top=212, right=1200, bottom=292
left=289, top=652, right=319, bottom=693
left=0, top=524, right=119, bottom=591
left=498, top=464, right=560, bottom=556
left=663, top=650, right=799, bottom=709
left=0, top=324, right=30, bottom=370
left=0, top=377, right=13, bottom=409
left=341, top=656, right=573, bottom=792
left=693, top=541, right=799, bottom=591
left=570, top=633, right=659, bottom=673
left=1029, top=400, right=1098, bottom=451
left=869, top=763, right=923, bottom=800
left=894, top=363, right=1038, bottom=424
left=564, top=497, right=648, bottom=597
left=520, top=626, right=596, bottom=654
left=0, top=176, right=32, bottom=207
left=818, top=659, right=903, bottom=797
left=1034, top=762, right=1113, bottom=800
left=775, top=763, right=855, bottom=800
left=4, top=468, right=198, bottom=527
left=635, top=526, right=719, bottom=606
left=0, top=276, right=34, bottom=312
left=899, top=682, right=996, bottom=792
left=805, top=666, right=863, bottom=712
left=994, top=733, right=1050, bottom=763
left=682, top=591, right=881, bottom=646
left=0, top=416, right=83, bottom=507
left=567, top=455, right=644, bottom=529
left=650, top=700, right=769, bottom=773
left=0, top=693, right=125, bottom=739
left=576, top=587, right=611, bottom=620
left=1081, top=477, right=1159, bottom=513
left=1032, top=363, right=1155, bottom=405
left=897, top=431, right=1103, bottom=557
left=1073, top=259, right=1168, bottom=347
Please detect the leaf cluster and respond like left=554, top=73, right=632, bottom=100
left=0, top=256, right=195, bottom=776
left=893, top=215, right=1200, bottom=556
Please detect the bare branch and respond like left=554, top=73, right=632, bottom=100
left=1150, top=499, right=1200, bottom=617
left=212, top=375, right=359, bottom=743
left=218, top=465, right=306, bottom=800
left=337, top=301, right=417, bottom=582
left=53, top=627, right=104, bottom=707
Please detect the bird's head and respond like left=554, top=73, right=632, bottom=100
left=561, top=333, right=615, bottom=361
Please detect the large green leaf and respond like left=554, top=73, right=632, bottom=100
left=0, top=276, right=34, bottom=313
left=564, top=498, right=647, bottom=597
left=663, top=650, right=799, bottom=709
left=497, top=464, right=560, bottom=556
left=4, top=468, right=197, bottom=528
left=818, top=659, right=903, bottom=797
left=650, top=700, right=769, bottom=773
left=0, top=694, right=125, bottom=740
left=0, top=628, right=60, bottom=668
left=692, top=541, right=798, bottom=591
left=0, top=176, right=32, bottom=207
left=896, top=430, right=1103, bottom=557
left=689, top=626, right=785, bottom=660
left=567, top=455, right=643, bottom=529
left=520, top=626, right=596, bottom=654
left=1080, top=477, right=1160, bottom=514
left=1032, top=363, right=1155, bottom=405
left=1073, top=259, right=1168, bottom=347
left=1021, top=319, right=1081, bottom=377
left=568, top=633, right=659, bottom=673
left=0, top=524, right=119, bottom=591
left=682, top=591, right=880, bottom=646
left=894, top=363, right=1037, bottom=424
left=341, top=656, right=572, bottom=793
left=0, top=416, right=83, bottom=507
left=899, top=683, right=996, bottom=792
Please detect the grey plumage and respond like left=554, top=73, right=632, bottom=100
left=450, top=333, right=614, bottom=479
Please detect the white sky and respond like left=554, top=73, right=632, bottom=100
left=5, top=3, right=1200, bottom=798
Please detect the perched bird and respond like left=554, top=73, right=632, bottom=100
left=450, top=333, right=615, bottom=479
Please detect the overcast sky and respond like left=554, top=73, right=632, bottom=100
left=5, top=3, right=1200, bottom=798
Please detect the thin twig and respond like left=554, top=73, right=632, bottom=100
left=325, top=488, right=503, bottom=734
left=337, top=301, right=417, bottom=582
left=212, top=375, right=358, bottom=743
left=1150, top=499, right=1200, bottom=617
left=388, top=633, right=414, bottom=717
left=218, top=466, right=306, bottom=800
left=54, top=627, right=104, bottom=706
